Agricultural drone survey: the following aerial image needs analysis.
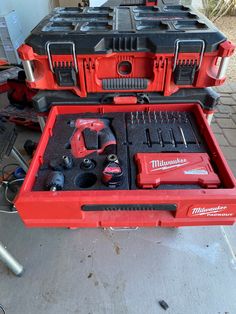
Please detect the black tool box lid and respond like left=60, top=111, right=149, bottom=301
left=25, top=2, right=226, bottom=55
left=33, top=88, right=219, bottom=113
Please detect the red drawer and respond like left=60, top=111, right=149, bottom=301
left=15, top=102, right=236, bottom=228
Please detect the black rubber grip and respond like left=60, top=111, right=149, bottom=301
left=83, top=128, right=98, bottom=150
left=99, top=128, right=116, bottom=147
left=102, top=78, right=148, bottom=90
left=82, top=204, right=177, bottom=211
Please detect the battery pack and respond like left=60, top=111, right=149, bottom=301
left=135, top=153, right=221, bottom=189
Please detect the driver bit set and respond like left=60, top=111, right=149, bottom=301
left=127, top=111, right=202, bottom=151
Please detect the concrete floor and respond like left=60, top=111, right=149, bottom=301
left=0, top=98, right=236, bottom=314
left=1, top=215, right=236, bottom=314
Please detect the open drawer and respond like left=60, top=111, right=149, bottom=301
left=15, top=102, right=236, bottom=228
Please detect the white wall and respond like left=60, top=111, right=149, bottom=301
left=0, top=0, right=52, bottom=39
left=192, top=0, right=203, bottom=10
left=89, top=0, right=106, bottom=6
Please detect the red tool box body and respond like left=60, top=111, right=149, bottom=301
left=18, top=4, right=235, bottom=97
left=15, top=102, right=236, bottom=228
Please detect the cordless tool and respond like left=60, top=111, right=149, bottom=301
left=70, top=118, right=116, bottom=158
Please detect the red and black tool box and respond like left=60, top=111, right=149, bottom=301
left=15, top=97, right=236, bottom=228
left=18, top=3, right=235, bottom=98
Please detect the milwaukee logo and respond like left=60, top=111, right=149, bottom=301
left=192, top=205, right=227, bottom=216
left=150, top=158, right=188, bottom=171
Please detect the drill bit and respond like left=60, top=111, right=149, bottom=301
left=154, top=111, right=157, bottom=123
left=130, top=112, right=134, bottom=125
left=159, top=112, right=163, bottom=124
left=179, top=126, right=187, bottom=148
left=165, top=111, right=169, bottom=123
left=172, top=112, right=176, bottom=123
left=183, top=112, right=188, bottom=123
left=152, top=111, right=155, bottom=123
left=169, top=129, right=175, bottom=147
left=142, top=111, right=145, bottom=124
left=136, top=111, right=139, bottom=124
left=158, top=128, right=163, bottom=147
left=178, top=112, right=182, bottom=123
left=148, top=111, right=151, bottom=123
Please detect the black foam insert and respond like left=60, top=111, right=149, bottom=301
left=33, top=111, right=211, bottom=191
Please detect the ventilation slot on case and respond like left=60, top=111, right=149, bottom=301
left=112, top=37, right=138, bottom=52
left=102, top=78, right=148, bottom=90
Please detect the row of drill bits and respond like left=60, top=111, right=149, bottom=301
left=127, top=111, right=200, bottom=148
left=129, top=111, right=189, bottom=125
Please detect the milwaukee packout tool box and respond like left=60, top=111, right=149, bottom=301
left=15, top=99, right=236, bottom=228
left=18, top=3, right=235, bottom=98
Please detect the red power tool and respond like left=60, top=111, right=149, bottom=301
left=70, top=118, right=116, bottom=158
left=135, top=153, right=221, bottom=189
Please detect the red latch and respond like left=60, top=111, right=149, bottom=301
left=113, top=96, right=138, bottom=105
left=219, top=41, right=235, bottom=57
left=145, top=0, right=158, bottom=6
left=18, top=44, right=35, bottom=60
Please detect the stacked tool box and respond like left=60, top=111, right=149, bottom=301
left=15, top=2, right=236, bottom=228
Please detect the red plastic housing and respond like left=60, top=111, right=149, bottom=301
left=18, top=41, right=235, bottom=98
left=135, top=153, right=221, bottom=189
left=15, top=103, right=236, bottom=228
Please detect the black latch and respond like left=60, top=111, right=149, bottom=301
left=54, top=62, right=77, bottom=87
left=174, top=60, right=197, bottom=85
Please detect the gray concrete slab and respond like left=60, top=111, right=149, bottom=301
left=0, top=214, right=236, bottom=314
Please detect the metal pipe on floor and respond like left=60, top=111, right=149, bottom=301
left=10, top=147, right=29, bottom=173
left=0, top=242, right=24, bottom=276
left=38, top=116, right=46, bottom=132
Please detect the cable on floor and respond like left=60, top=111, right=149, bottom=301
left=0, top=163, right=19, bottom=181
left=0, top=304, right=6, bottom=314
